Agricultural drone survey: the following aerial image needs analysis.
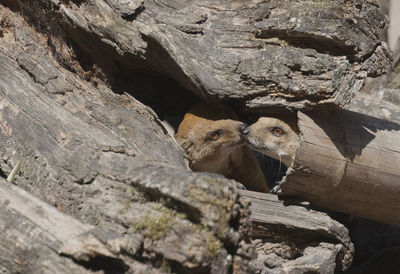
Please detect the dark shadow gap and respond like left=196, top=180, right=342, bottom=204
left=62, top=22, right=200, bottom=120
left=309, top=109, right=400, bottom=161
left=70, top=255, right=129, bottom=274
left=0, top=168, right=7, bottom=180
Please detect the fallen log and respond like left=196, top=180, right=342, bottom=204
left=281, top=110, right=400, bottom=227
left=0, top=0, right=393, bottom=272
left=0, top=8, right=253, bottom=272
left=1, top=0, right=390, bottom=113
left=239, top=190, right=354, bottom=273
left=0, top=178, right=144, bottom=274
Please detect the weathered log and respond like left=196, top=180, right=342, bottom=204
left=281, top=110, right=400, bottom=227
left=239, top=190, right=354, bottom=273
left=342, top=28, right=400, bottom=273
left=0, top=177, right=151, bottom=274
left=348, top=33, right=400, bottom=124
left=0, top=7, right=255, bottom=272
left=0, top=0, right=390, bottom=114
left=348, top=86, right=400, bottom=124
left=0, top=0, right=392, bottom=272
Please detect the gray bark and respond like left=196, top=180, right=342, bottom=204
left=0, top=6, right=253, bottom=272
left=240, top=190, right=353, bottom=273
left=0, top=178, right=139, bottom=274
left=0, top=0, right=392, bottom=273
left=348, top=36, right=400, bottom=123
left=1, top=0, right=390, bottom=114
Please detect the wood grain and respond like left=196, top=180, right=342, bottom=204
left=282, top=110, right=400, bottom=226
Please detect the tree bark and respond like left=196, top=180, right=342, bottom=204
left=239, top=190, right=353, bottom=273
left=281, top=110, right=400, bottom=226
left=0, top=5, right=254, bottom=272
left=0, top=178, right=137, bottom=274
left=0, top=0, right=390, bottom=114
left=0, top=0, right=392, bottom=273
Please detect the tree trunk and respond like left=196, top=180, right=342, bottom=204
left=281, top=110, right=400, bottom=226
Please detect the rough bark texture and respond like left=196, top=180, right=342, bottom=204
left=240, top=190, right=353, bottom=274
left=0, top=178, right=131, bottom=274
left=0, top=0, right=393, bottom=273
left=0, top=0, right=390, bottom=114
left=348, top=35, right=400, bottom=123
left=0, top=6, right=255, bottom=272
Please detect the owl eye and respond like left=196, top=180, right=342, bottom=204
left=207, top=130, right=222, bottom=141
left=271, top=127, right=285, bottom=137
